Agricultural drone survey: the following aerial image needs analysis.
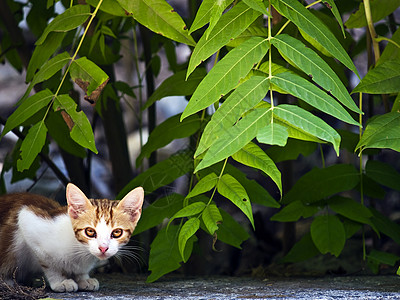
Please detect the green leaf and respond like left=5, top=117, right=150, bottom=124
left=271, top=0, right=358, bottom=77
left=137, top=114, right=201, bottom=167
left=17, top=120, right=48, bottom=171
left=186, top=173, right=218, bottom=199
left=144, top=68, right=207, bottom=110
left=21, top=52, right=71, bottom=102
left=187, top=1, right=262, bottom=77
left=266, top=139, right=317, bottom=163
left=271, top=34, right=361, bottom=114
left=36, top=4, right=91, bottom=45
left=353, top=61, right=400, bottom=94
left=1, top=89, right=53, bottom=138
left=53, top=95, right=97, bottom=153
left=366, top=160, right=400, bottom=191
left=310, top=214, right=346, bottom=257
left=202, top=204, right=223, bottom=235
left=232, top=142, right=282, bottom=196
left=183, top=37, right=269, bottom=120
left=117, top=150, right=193, bottom=198
left=169, top=202, right=206, bottom=227
left=134, top=193, right=184, bottom=235
left=70, top=57, right=109, bottom=100
left=356, top=112, right=400, bottom=153
left=147, top=225, right=196, bottom=282
left=217, top=208, right=250, bottom=248
left=27, top=32, right=66, bottom=82
left=117, top=0, right=195, bottom=46
left=345, top=0, right=400, bottom=29
left=179, top=218, right=200, bottom=262
left=256, top=123, right=289, bottom=146
left=367, top=250, right=400, bottom=275
left=196, top=76, right=270, bottom=157
left=217, top=174, right=254, bottom=229
left=270, top=200, right=318, bottom=222
left=271, top=72, right=359, bottom=126
left=323, top=0, right=345, bottom=37
left=328, top=196, right=378, bottom=236
left=283, top=164, right=360, bottom=205
left=273, top=105, right=341, bottom=155
left=281, top=233, right=319, bottom=263
left=189, top=0, right=232, bottom=34
left=225, top=163, right=280, bottom=208
left=205, top=0, right=234, bottom=39
left=195, top=107, right=272, bottom=172
left=86, top=0, right=126, bottom=16
left=371, top=208, right=400, bottom=245
left=243, top=0, right=271, bottom=16
left=45, top=111, right=87, bottom=158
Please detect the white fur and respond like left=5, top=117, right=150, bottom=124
left=16, top=207, right=99, bottom=292
left=87, top=217, right=120, bottom=259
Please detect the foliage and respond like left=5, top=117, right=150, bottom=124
left=1, top=0, right=400, bottom=282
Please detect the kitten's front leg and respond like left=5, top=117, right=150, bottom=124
left=43, top=268, right=78, bottom=292
left=75, top=273, right=99, bottom=291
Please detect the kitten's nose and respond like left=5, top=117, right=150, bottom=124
left=99, top=246, right=109, bottom=254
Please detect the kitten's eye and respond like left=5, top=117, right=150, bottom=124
left=111, top=228, right=123, bottom=239
left=85, top=227, right=97, bottom=238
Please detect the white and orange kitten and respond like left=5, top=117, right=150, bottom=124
left=0, top=183, right=144, bottom=292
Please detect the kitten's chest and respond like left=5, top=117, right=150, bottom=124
left=17, top=208, right=82, bottom=256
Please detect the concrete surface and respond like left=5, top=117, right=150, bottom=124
left=47, top=274, right=400, bottom=299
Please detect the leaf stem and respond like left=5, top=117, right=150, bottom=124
left=54, top=0, right=104, bottom=100
left=363, top=0, right=380, bottom=63
left=358, top=91, right=366, bottom=261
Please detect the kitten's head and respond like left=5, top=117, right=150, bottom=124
left=66, top=183, right=144, bottom=260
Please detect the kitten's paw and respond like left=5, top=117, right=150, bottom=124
left=51, top=279, right=78, bottom=292
left=78, top=278, right=99, bottom=291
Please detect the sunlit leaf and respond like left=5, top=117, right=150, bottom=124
left=178, top=218, right=200, bottom=262
left=17, top=120, right=48, bottom=171
left=271, top=34, right=361, bottom=114
left=36, top=4, right=91, bottom=45
left=195, top=107, right=272, bottom=172
left=217, top=174, right=254, bottom=229
left=202, top=203, right=222, bottom=235
left=1, top=89, right=53, bottom=138
left=271, top=0, right=358, bottom=77
left=256, top=123, right=289, bottom=146
left=53, top=95, right=97, bottom=153
left=70, top=57, right=109, bottom=104
left=232, top=142, right=282, bottom=196
left=183, top=37, right=269, bottom=120
left=196, top=76, right=270, bottom=157
left=118, top=0, right=195, bottom=46
left=271, top=72, right=359, bottom=126
left=187, top=1, right=261, bottom=77
left=273, top=105, right=341, bottom=155
left=356, top=112, right=400, bottom=153
left=186, top=173, right=218, bottom=199
left=353, top=61, right=400, bottom=94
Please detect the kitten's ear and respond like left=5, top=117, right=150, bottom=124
left=66, top=183, right=92, bottom=219
left=117, top=187, right=144, bottom=225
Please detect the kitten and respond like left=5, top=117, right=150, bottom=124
left=0, top=183, right=144, bottom=292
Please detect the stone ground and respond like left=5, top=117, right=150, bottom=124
left=46, top=274, right=400, bottom=300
